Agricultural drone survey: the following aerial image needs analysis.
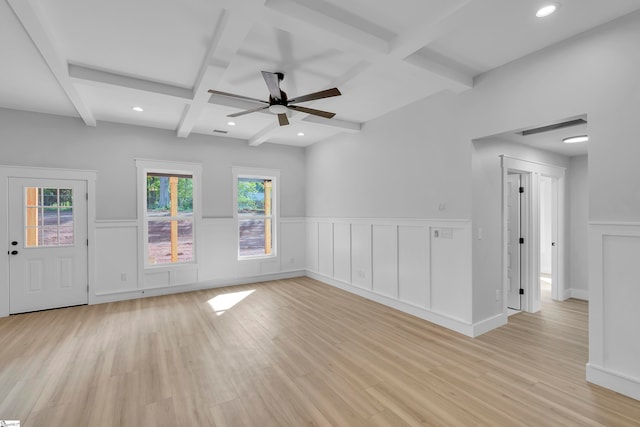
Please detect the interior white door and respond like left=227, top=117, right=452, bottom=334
left=506, top=173, right=521, bottom=310
left=8, top=178, right=88, bottom=313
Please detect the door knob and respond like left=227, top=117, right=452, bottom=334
left=11, top=241, right=18, bottom=245
left=10, top=250, right=18, bottom=255
left=551, top=242, right=556, bottom=246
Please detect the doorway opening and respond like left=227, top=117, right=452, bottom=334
left=501, top=156, right=565, bottom=314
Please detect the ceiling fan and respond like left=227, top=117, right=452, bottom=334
left=208, top=71, right=341, bottom=126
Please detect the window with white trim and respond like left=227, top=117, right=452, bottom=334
left=137, top=160, right=201, bottom=267
left=233, top=167, right=279, bottom=259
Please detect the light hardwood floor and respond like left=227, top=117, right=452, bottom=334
left=1, top=277, right=639, bottom=426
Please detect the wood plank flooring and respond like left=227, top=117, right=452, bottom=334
left=1, top=277, right=639, bottom=426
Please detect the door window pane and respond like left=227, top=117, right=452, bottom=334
left=24, top=187, right=74, bottom=248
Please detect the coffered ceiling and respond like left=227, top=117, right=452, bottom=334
left=2, top=0, right=639, bottom=147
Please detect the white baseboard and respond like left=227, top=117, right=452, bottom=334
left=93, top=270, right=305, bottom=304
left=472, top=313, right=507, bottom=336
left=305, top=270, right=489, bottom=337
left=568, top=288, right=589, bottom=300
left=587, top=363, right=640, bottom=401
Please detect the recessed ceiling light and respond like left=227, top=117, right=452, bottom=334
left=227, top=121, right=236, bottom=126
left=563, top=135, right=588, bottom=144
left=297, top=132, right=305, bottom=136
left=132, top=106, right=144, bottom=112
left=536, top=4, right=557, bottom=18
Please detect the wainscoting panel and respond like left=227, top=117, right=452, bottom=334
left=199, top=218, right=237, bottom=281
left=305, top=221, right=319, bottom=273
left=398, top=225, right=430, bottom=308
left=333, top=222, right=352, bottom=284
left=280, top=220, right=306, bottom=272
left=430, top=226, right=472, bottom=323
left=95, top=221, right=139, bottom=294
left=92, top=217, right=305, bottom=304
left=306, top=218, right=473, bottom=336
left=587, top=222, right=640, bottom=400
left=351, top=223, right=372, bottom=290
left=372, top=225, right=398, bottom=299
left=318, top=222, right=333, bottom=278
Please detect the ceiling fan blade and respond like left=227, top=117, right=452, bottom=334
left=288, top=88, right=341, bottom=104
left=262, top=71, right=283, bottom=101
left=278, top=113, right=289, bottom=126
left=208, top=89, right=268, bottom=105
left=227, top=105, right=269, bottom=118
left=288, top=105, right=335, bottom=119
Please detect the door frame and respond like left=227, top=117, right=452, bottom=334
left=0, top=165, right=96, bottom=317
left=501, top=156, right=565, bottom=314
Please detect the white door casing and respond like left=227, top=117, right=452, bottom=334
left=507, top=173, right=521, bottom=310
left=501, top=155, right=566, bottom=314
left=8, top=178, right=88, bottom=314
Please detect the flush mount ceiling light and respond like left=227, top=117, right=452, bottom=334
left=536, top=4, right=557, bottom=18
left=132, top=106, right=144, bottom=112
left=268, top=104, right=288, bottom=115
left=227, top=121, right=236, bottom=126
left=297, top=132, right=305, bottom=136
left=563, top=135, right=589, bottom=144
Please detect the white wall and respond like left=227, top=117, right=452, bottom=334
left=0, top=109, right=306, bottom=219
left=0, top=108, right=307, bottom=308
left=568, top=155, right=588, bottom=299
left=305, top=10, right=640, bottom=398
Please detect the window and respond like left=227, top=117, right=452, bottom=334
left=137, top=160, right=201, bottom=267
left=24, top=187, right=74, bottom=247
left=234, top=168, right=279, bottom=259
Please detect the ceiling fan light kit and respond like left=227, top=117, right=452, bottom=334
left=208, top=71, right=341, bottom=127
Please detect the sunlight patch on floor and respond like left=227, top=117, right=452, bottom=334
left=208, top=289, right=255, bottom=316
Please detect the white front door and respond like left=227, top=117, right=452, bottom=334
left=506, top=173, right=521, bottom=310
left=8, top=178, right=88, bottom=313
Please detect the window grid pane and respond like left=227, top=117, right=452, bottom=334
left=24, top=187, right=74, bottom=248
left=237, top=177, right=274, bottom=258
left=145, top=173, right=194, bottom=265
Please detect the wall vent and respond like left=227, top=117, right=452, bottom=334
left=213, top=129, right=228, bottom=134
left=520, top=118, right=586, bottom=136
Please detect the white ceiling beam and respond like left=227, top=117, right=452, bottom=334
left=177, top=9, right=255, bottom=138
left=301, top=115, right=361, bottom=133
left=68, top=64, right=193, bottom=101
left=248, top=121, right=280, bottom=147
left=403, top=50, right=473, bottom=92
left=263, top=0, right=390, bottom=56
left=8, top=0, right=96, bottom=126
left=260, top=0, right=473, bottom=93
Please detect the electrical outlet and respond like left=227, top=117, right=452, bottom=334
left=120, top=273, right=127, bottom=281
left=440, top=228, right=454, bottom=239
left=495, top=289, right=501, bottom=301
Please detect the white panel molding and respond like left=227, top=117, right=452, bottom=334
left=588, top=222, right=640, bottom=401
left=94, top=220, right=139, bottom=297
left=305, top=217, right=479, bottom=336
